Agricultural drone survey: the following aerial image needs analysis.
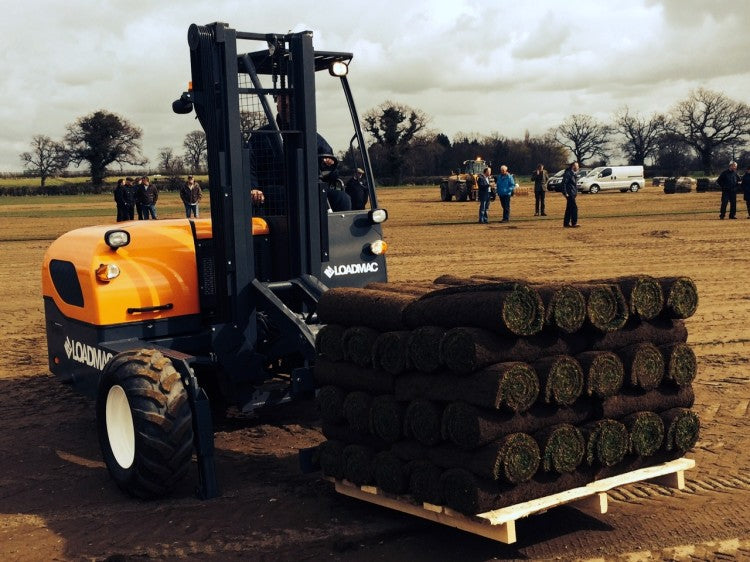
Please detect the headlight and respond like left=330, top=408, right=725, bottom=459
left=368, top=208, right=388, bottom=224
left=329, top=61, right=349, bottom=77
left=104, top=229, right=130, bottom=250
left=96, top=263, right=121, bottom=283
left=368, top=240, right=388, bottom=255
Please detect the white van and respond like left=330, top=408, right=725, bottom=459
left=577, top=165, right=645, bottom=193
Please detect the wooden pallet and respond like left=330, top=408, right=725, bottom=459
left=327, top=457, right=695, bottom=544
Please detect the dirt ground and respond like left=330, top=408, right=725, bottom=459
left=1, top=185, right=750, bottom=561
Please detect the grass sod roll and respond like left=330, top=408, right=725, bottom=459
left=660, top=277, right=699, bottom=319
left=316, top=287, right=417, bottom=331
left=583, top=318, right=688, bottom=352
left=618, top=342, right=665, bottom=391
left=661, top=407, right=700, bottom=453
left=577, top=351, right=625, bottom=398
left=321, top=422, right=388, bottom=450
left=408, top=325, right=446, bottom=373
left=533, top=355, right=584, bottom=406
left=427, top=433, right=541, bottom=484
left=365, top=281, right=443, bottom=296
left=440, top=326, right=575, bottom=376
left=394, top=362, right=539, bottom=413
left=462, top=276, right=586, bottom=334
left=318, top=439, right=346, bottom=480
left=342, top=391, right=373, bottom=434
left=579, top=283, right=629, bottom=332
left=582, top=419, right=630, bottom=468
left=542, top=284, right=587, bottom=334
left=342, top=326, right=380, bottom=368
left=407, top=460, right=443, bottom=505
left=661, top=342, right=698, bottom=386
left=313, top=357, right=396, bottom=394
left=590, top=276, right=665, bottom=321
left=315, top=385, right=346, bottom=425
left=535, top=423, right=586, bottom=473
left=440, top=468, right=594, bottom=515
left=372, top=331, right=412, bottom=375
left=402, top=282, right=545, bottom=336
left=441, top=399, right=595, bottom=449
left=342, top=444, right=375, bottom=485
left=315, top=324, right=347, bottom=362
left=373, top=450, right=409, bottom=494
left=622, top=411, right=665, bottom=457
left=403, top=399, right=444, bottom=446
left=601, top=385, right=695, bottom=419
left=369, top=394, right=405, bottom=443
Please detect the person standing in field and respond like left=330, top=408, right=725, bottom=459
left=345, top=168, right=369, bottom=210
left=122, top=177, right=136, bottom=220
left=141, top=176, right=158, bottom=219
left=496, top=165, right=515, bottom=223
left=742, top=165, right=750, bottom=218
left=531, top=163, right=549, bottom=216
left=114, top=178, right=128, bottom=222
left=717, top=161, right=741, bottom=219
left=562, top=161, right=580, bottom=228
left=180, top=175, right=202, bottom=218
left=477, top=166, right=492, bottom=224
left=133, top=177, right=146, bottom=220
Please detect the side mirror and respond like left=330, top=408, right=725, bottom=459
left=172, top=93, right=193, bottom=115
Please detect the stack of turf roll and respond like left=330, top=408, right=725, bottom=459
left=313, top=274, right=700, bottom=515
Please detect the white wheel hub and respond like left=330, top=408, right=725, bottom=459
left=106, top=384, right=135, bottom=469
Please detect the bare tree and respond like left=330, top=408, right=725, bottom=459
left=363, top=101, right=429, bottom=184
left=613, top=107, right=665, bottom=165
left=664, top=88, right=750, bottom=174
left=158, top=147, right=186, bottom=176
left=554, top=114, right=610, bottom=165
left=20, top=135, right=69, bottom=187
left=182, top=130, right=207, bottom=173
left=64, top=110, right=147, bottom=187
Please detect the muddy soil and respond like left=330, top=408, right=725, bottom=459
left=1, top=185, right=749, bottom=561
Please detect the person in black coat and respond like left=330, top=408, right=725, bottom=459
left=114, top=178, right=128, bottom=222
left=562, top=161, right=580, bottom=228
left=742, top=165, right=750, bottom=218
left=718, top=161, right=741, bottom=219
left=345, top=168, right=369, bottom=210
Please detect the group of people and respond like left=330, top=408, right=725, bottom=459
left=717, top=161, right=750, bottom=220
left=114, top=176, right=158, bottom=222
left=477, top=162, right=580, bottom=227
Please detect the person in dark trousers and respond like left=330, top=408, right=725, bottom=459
left=180, top=175, right=202, bottom=218
left=477, top=166, right=492, bottom=224
left=531, top=163, right=549, bottom=216
left=717, top=161, right=741, bottom=219
left=742, top=165, right=750, bottom=218
left=140, top=176, right=158, bottom=219
left=345, top=168, right=369, bottom=210
left=114, top=178, right=128, bottom=222
left=496, top=165, right=515, bottom=222
left=122, top=177, right=136, bottom=220
left=562, top=161, right=580, bottom=227
left=133, top=177, right=145, bottom=219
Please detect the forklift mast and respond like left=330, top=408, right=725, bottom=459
left=175, top=22, right=386, bottom=384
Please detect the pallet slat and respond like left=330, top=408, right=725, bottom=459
left=327, top=457, right=694, bottom=545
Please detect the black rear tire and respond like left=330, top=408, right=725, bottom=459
left=440, top=183, right=451, bottom=201
left=96, top=349, right=194, bottom=499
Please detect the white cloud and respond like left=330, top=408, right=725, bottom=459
left=2, top=0, right=750, bottom=171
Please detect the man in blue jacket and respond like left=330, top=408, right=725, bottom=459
left=477, top=166, right=492, bottom=223
left=496, top=165, right=515, bottom=222
left=562, top=161, right=580, bottom=228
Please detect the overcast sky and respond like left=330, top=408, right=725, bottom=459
left=3, top=0, right=750, bottom=173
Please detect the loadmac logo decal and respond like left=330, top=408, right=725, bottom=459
left=64, top=337, right=113, bottom=371
left=324, top=262, right=379, bottom=278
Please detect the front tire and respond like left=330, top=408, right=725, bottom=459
left=629, top=183, right=640, bottom=192
left=589, top=184, right=600, bottom=194
left=440, top=183, right=451, bottom=201
left=97, top=349, right=194, bottom=499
